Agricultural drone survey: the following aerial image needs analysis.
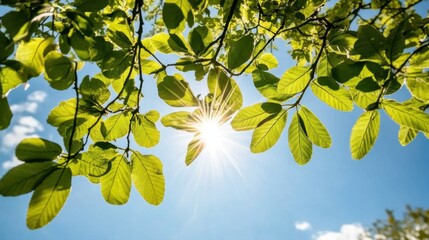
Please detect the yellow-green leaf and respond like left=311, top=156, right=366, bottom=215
left=132, top=113, right=160, bottom=148
left=278, top=66, right=311, bottom=95
left=102, top=112, right=132, bottom=141
left=298, top=106, right=331, bottom=148
left=350, top=110, right=380, bottom=160
left=185, top=133, right=205, bottom=165
left=101, top=155, right=131, bottom=205
left=311, top=77, right=353, bottom=111
left=0, top=162, right=56, bottom=196
left=131, top=152, right=165, bottom=205
left=16, top=38, right=54, bottom=77
left=288, top=112, right=312, bottom=165
left=251, top=109, right=287, bottom=153
left=27, top=168, right=71, bottom=229
left=398, top=126, right=418, bottom=146
left=382, top=99, right=429, bottom=133
left=231, top=102, right=282, bottom=131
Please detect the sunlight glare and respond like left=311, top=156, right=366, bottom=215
left=198, top=118, right=223, bottom=147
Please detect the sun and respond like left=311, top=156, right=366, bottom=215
left=196, top=117, right=224, bottom=147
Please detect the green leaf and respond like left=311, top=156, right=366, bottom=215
left=354, top=25, right=386, bottom=62
left=382, top=99, right=429, bottom=133
left=102, top=112, right=132, bottom=141
left=163, top=3, right=185, bottom=31
left=27, top=168, right=72, bottom=229
left=70, top=151, right=111, bottom=177
left=350, top=110, right=380, bottom=160
left=231, top=102, right=282, bottom=131
left=16, top=138, right=62, bottom=162
left=74, top=0, right=109, bottom=12
left=352, top=89, right=380, bottom=110
left=207, top=68, right=243, bottom=112
left=278, top=66, right=311, bottom=95
left=189, top=26, right=211, bottom=55
left=151, top=33, right=174, bottom=53
left=398, top=126, right=418, bottom=146
left=227, top=35, right=254, bottom=69
left=47, top=98, right=96, bottom=127
left=310, top=77, right=353, bottom=111
left=0, top=162, right=56, bottom=196
left=132, top=113, right=160, bottom=148
left=331, top=61, right=365, bottom=85
left=0, top=96, right=12, bottom=130
left=16, top=38, right=54, bottom=77
left=288, top=112, right=312, bottom=165
left=101, top=155, right=131, bottom=205
left=161, top=111, right=197, bottom=132
left=185, top=133, right=205, bottom=165
left=2, top=10, right=32, bottom=42
left=157, top=74, right=198, bottom=107
left=386, top=21, right=405, bottom=62
left=107, top=22, right=133, bottom=48
left=256, top=53, right=278, bottom=70
left=0, top=32, right=14, bottom=61
left=298, top=106, right=331, bottom=148
left=250, top=109, right=287, bottom=153
left=405, top=70, right=429, bottom=101
left=44, top=51, right=75, bottom=90
left=80, top=76, right=111, bottom=104
left=131, top=152, right=165, bottom=205
left=252, top=70, right=292, bottom=102
left=141, top=59, right=163, bottom=75
left=0, top=66, right=27, bottom=94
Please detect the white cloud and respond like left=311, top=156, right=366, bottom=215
left=1, top=116, right=43, bottom=149
left=295, top=221, right=312, bottom=231
left=8, top=90, right=47, bottom=114
left=10, top=102, right=38, bottom=113
left=2, top=156, right=23, bottom=169
left=315, top=224, right=371, bottom=240
left=27, top=91, right=47, bottom=102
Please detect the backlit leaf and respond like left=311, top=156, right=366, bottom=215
left=132, top=113, right=160, bottom=148
left=251, top=109, right=287, bottom=153
left=350, top=110, right=380, bottom=159
left=131, top=152, right=165, bottom=205
left=102, top=112, right=132, bottom=141
left=231, top=102, right=282, bottom=131
left=298, top=106, right=331, bottom=148
left=382, top=99, right=429, bottom=133
left=16, top=138, right=62, bottom=162
left=185, top=133, right=205, bottom=165
left=27, top=168, right=71, bottom=229
left=288, top=112, right=312, bottom=165
left=101, top=155, right=131, bottom=205
left=252, top=70, right=292, bottom=102
left=398, top=126, right=418, bottom=146
left=278, top=66, right=311, bottom=95
left=16, top=38, right=54, bottom=77
left=0, top=162, right=56, bottom=196
left=228, top=35, right=254, bottom=70
left=311, top=77, right=353, bottom=111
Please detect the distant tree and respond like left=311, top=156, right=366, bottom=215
left=0, top=0, right=428, bottom=229
left=368, top=206, right=429, bottom=240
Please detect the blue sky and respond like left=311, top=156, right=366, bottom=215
left=1, top=2, right=429, bottom=240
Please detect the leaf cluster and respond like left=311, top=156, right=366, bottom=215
left=0, top=0, right=428, bottom=229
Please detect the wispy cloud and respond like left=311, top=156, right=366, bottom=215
left=27, top=90, right=47, bottom=103
left=2, top=156, right=23, bottom=170
left=314, top=224, right=371, bottom=240
left=9, top=90, right=47, bottom=114
left=2, top=91, right=47, bottom=169
left=295, top=221, right=311, bottom=231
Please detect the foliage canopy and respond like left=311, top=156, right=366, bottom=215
left=0, top=0, right=428, bottom=229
